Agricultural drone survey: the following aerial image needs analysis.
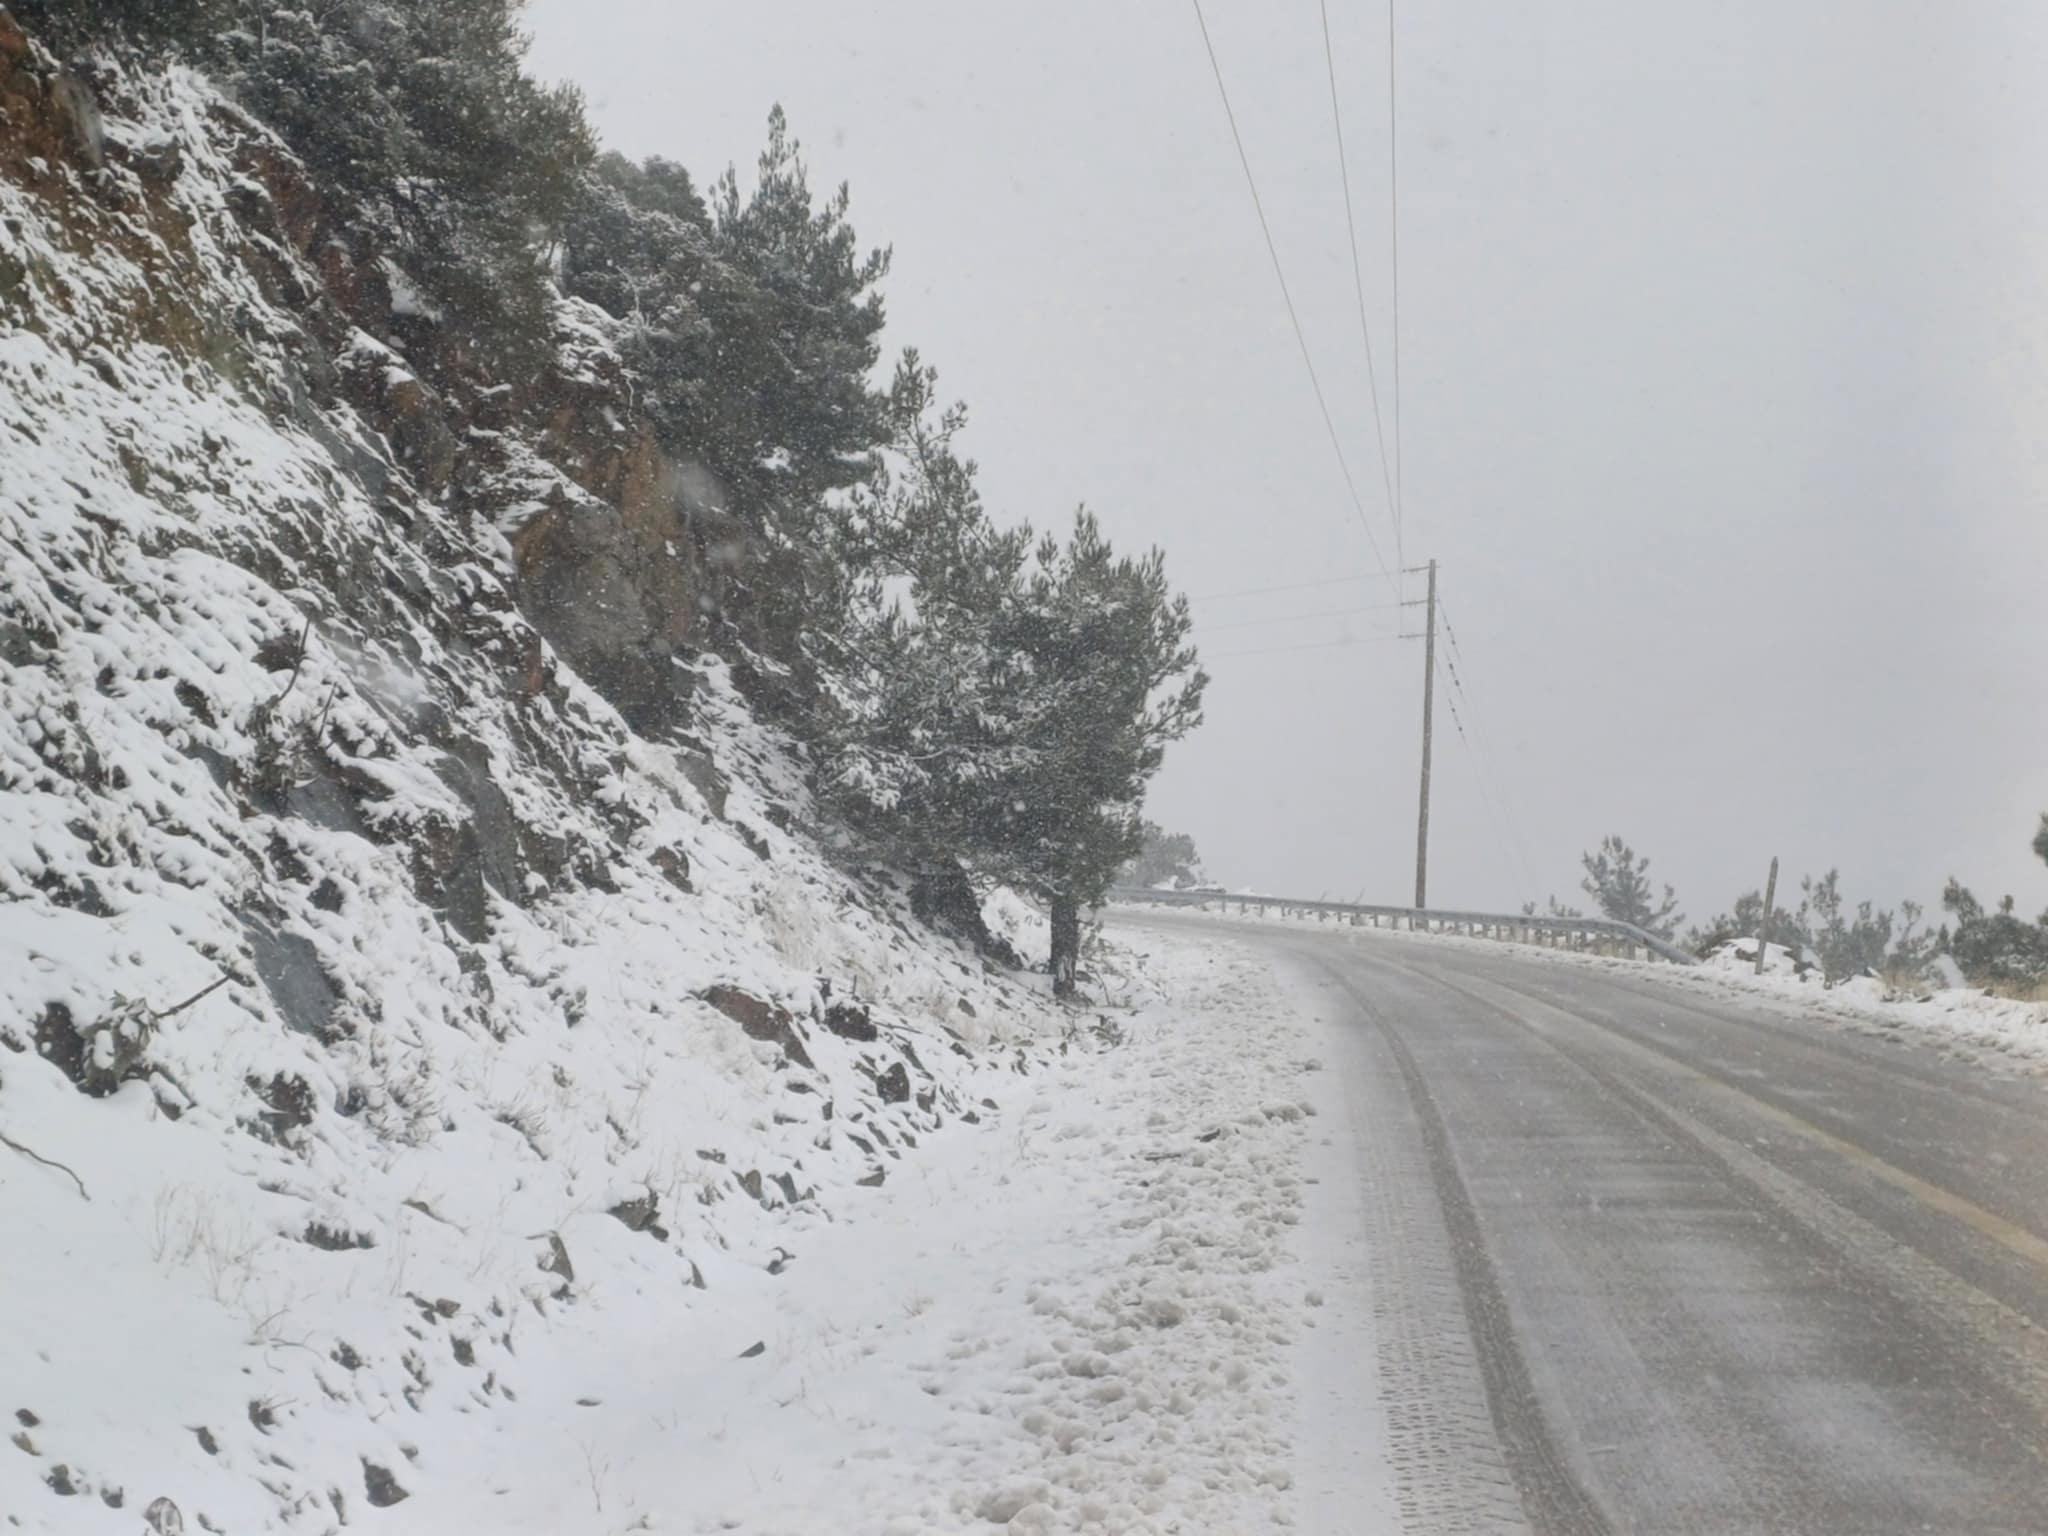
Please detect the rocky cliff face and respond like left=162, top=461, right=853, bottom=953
left=0, top=19, right=1057, bottom=1527
left=4, top=8, right=759, bottom=739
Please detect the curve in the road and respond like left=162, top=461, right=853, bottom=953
left=1128, top=911, right=2048, bottom=1534
left=1418, top=960, right=2048, bottom=1444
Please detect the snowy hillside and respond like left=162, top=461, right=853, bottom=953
left=0, top=28, right=1080, bottom=1531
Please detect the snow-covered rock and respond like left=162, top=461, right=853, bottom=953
left=1698, top=936, right=1823, bottom=981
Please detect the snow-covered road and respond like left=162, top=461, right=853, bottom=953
left=1134, top=906, right=2048, bottom=1536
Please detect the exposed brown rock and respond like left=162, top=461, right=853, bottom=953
left=822, top=1000, right=877, bottom=1043
left=700, top=985, right=813, bottom=1070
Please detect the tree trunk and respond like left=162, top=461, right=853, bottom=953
left=1050, top=893, right=1081, bottom=998
left=909, top=861, right=1019, bottom=966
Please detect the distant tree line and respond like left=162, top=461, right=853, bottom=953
left=23, top=2, right=1206, bottom=992
left=1122, top=823, right=1206, bottom=889
left=1555, top=825, right=2048, bottom=996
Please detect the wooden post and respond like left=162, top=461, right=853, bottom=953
left=1755, top=855, right=1779, bottom=976
left=1413, top=558, right=1437, bottom=910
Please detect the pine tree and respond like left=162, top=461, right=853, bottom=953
left=562, top=108, right=895, bottom=662
left=1794, top=870, right=1906, bottom=985
left=819, top=449, right=1205, bottom=991
left=1124, top=823, right=1203, bottom=888
left=1687, top=889, right=1809, bottom=957
left=1941, top=878, right=2048, bottom=992
left=704, top=107, right=892, bottom=522
left=981, top=512, right=1206, bottom=994
left=811, top=355, right=1034, bottom=882
left=1579, top=835, right=1683, bottom=939
left=562, top=152, right=718, bottom=441
left=9, top=0, right=229, bottom=52
left=216, top=0, right=595, bottom=366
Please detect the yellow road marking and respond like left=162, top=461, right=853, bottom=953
left=1443, top=968, right=2048, bottom=1278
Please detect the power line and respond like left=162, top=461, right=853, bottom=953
left=1435, top=600, right=1540, bottom=895
left=1318, top=0, right=1398, bottom=570
left=1437, top=680, right=1527, bottom=899
left=1441, top=651, right=1530, bottom=889
left=1193, top=573, right=1382, bottom=604
left=1438, top=679, right=1528, bottom=899
left=1205, top=633, right=1406, bottom=661
left=1187, top=0, right=1398, bottom=598
left=1199, top=601, right=1405, bottom=633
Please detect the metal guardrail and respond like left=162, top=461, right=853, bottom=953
left=1108, top=886, right=1699, bottom=966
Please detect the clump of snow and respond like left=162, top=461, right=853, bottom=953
left=983, top=883, right=1051, bottom=964
left=375, top=255, right=441, bottom=323
left=1697, top=936, right=1821, bottom=981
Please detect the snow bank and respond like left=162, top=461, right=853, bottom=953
left=388, top=927, right=1329, bottom=1535
left=1697, top=936, right=1821, bottom=981
left=1686, top=938, right=2048, bottom=1068
left=1147, top=903, right=2048, bottom=1071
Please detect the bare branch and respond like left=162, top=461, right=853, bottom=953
left=152, top=971, right=233, bottom=1024
left=0, top=1128, right=90, bottom=1202
left=273, top=616, right=314, bottom=704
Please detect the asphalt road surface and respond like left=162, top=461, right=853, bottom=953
left=1126, top=910, right=2048, bottom=1535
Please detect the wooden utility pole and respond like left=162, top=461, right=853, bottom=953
left=1755, top=855, right=1779, bottom=976
left=1414, top=558, right=1437, bottom=909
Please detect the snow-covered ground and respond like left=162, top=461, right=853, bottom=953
left=5, top=913, right=1389, bottom=1534
left=1681, top=936, right=2048, bottom=1070
left=368, top=927, right=1373, bottom=1536
left=1133, top=901, right=2048, bottom=1072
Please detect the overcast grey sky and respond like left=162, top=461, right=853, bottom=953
left=528, top=0, right=2048, bottom=923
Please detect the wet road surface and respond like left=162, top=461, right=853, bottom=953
left=1128, top=911, right=2048, bottom=1535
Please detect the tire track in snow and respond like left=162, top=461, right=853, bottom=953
left=1315, top=957, right=1606, bottom=1535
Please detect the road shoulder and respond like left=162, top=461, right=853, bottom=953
left=379, top=923, right=1362, bottom=1533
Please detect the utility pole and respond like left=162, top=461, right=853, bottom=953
left=1755, top=855, right=1779, bottom=976
left=1413, top=557, right=1437, bottom=909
